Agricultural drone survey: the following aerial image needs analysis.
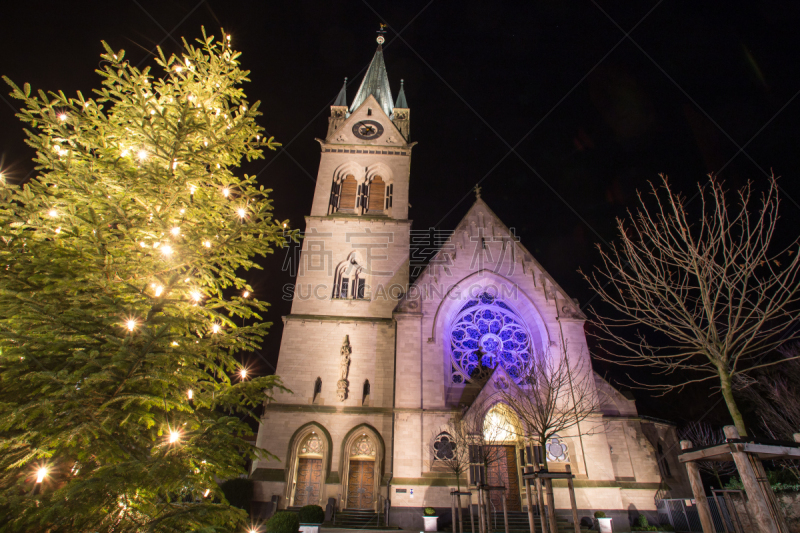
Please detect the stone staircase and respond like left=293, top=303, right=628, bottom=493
left=447, top=511, right=589, bottom=533
left=332, top=508, right=389, bottom=529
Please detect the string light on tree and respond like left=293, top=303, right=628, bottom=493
left=237, top=207, right=247, bottom=219
left=243, top=290, right=249, bottom=298
left=239, top=368, right=248, bottom=379
left=0, top=29, right=294, bottom=530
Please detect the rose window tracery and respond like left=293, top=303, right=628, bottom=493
left=299, top=433, right=323, bottom=456
left=433, top=432, right=456, bottom=461
left=450, top=292, right=532, bottom=384
left=546, top=436, right=568, bottom=463
left=350, top=434, right=376, bottom=458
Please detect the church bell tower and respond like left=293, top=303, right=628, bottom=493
left=253, top=31, right=413, bottom=512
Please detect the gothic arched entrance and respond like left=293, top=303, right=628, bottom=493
left=342, top=430, right=381, bottom=510
left=483, top=404, right=523, bottom=512
left=285, top=424, right=330, bottom=508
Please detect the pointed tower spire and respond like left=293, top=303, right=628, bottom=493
left=350, top=30, right=394, bottom=117
left=395, top=79, right=408, bottom=109
left=334, top=77, right=348, bottom=106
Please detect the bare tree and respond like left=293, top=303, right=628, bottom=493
left=679, top=421, right=737, bottom=487
left=494, top=348, right=601, bottom=470
left=584, top=175, right=800, bottom=436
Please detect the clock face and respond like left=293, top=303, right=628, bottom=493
left=352, top=120, right=384, bottom=140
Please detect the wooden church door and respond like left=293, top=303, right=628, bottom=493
left=346, top=460, right=375, bottom=509
left=295, top=458, right=322, bottom=507
left=486, top=445, right=522, bottom=512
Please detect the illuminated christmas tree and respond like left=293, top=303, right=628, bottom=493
left=0, top=28, right=294, bottom=531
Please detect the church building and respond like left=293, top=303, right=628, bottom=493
left=252, top=34, right=690, bottom=530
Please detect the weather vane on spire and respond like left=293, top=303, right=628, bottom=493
left=377, top=23, right=387, bottom=45
left=474, top=184, right=482, bottom=199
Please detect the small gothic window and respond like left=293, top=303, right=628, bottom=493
left=433, top=432, right=456, bottom=462
left=313, top=377, right=322, bottom=403
left=385, top=183, right=393, bottom=210
left=362, top=380, right=370, bottom=406
left=350, top=434, right=376, bottom=458
left=367, top=108, right=372, bottom=116
left=333, top=254, right=367, bottom=300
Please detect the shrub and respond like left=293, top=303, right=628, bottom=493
left=267, top=511, right=300, bottom=533
left=424, top=507, right=437, bottom=516
left=637, top=515, right=649, bottom=528
left=594, top=511, right=606, bottom=519
left=299, top=505, right=325, bottom=524
left=220, top=478, right=253, bottom=511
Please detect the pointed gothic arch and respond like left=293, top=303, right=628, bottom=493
left=284, top=422, right=332, bottom=507
left=340, top=424, right=385, bottom=511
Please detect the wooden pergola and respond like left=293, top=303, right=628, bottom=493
left=678, top=426, right=800, bottom=533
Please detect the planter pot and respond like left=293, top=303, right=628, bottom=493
left=300, top=524, right=321, bottom=533
left=597, top=517, right=613, bottom=533
left=423, top=515, right=439, bottom=532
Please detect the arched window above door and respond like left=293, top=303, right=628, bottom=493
left=299, top=432, right=323, bottom=457
left=350, top=434, right=376, bottom=459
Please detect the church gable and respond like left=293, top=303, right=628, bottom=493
left=326, top=94, right=407, bottom=147
left=397, top=197, right=584, bottom=322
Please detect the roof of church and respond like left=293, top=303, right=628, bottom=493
left=395, top=79, right=408, bottom=108
left=333, top=77, right=348, bottom=107
left=400, top=195, right=586, bottom=320
left=350, top=45, right=394, bottom=117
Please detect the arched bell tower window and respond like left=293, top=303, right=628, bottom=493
left=366, top=176, right=385, bottom=214
left=330, top=174, right=358, bottom=214
left=333, top=253, right=367, bottom=300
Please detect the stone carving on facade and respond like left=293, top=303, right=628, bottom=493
left=561, top=305, right=583, bottom=319
left=337, top=335, right=352, bottom=401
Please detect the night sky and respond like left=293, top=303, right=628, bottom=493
left=3, top=0, right=800, bottom=428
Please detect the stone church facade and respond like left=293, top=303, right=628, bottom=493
left=252, top=37, right=690, bottom=530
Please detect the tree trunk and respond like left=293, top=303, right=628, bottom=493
left=719, top=368, right=748, bottom=436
